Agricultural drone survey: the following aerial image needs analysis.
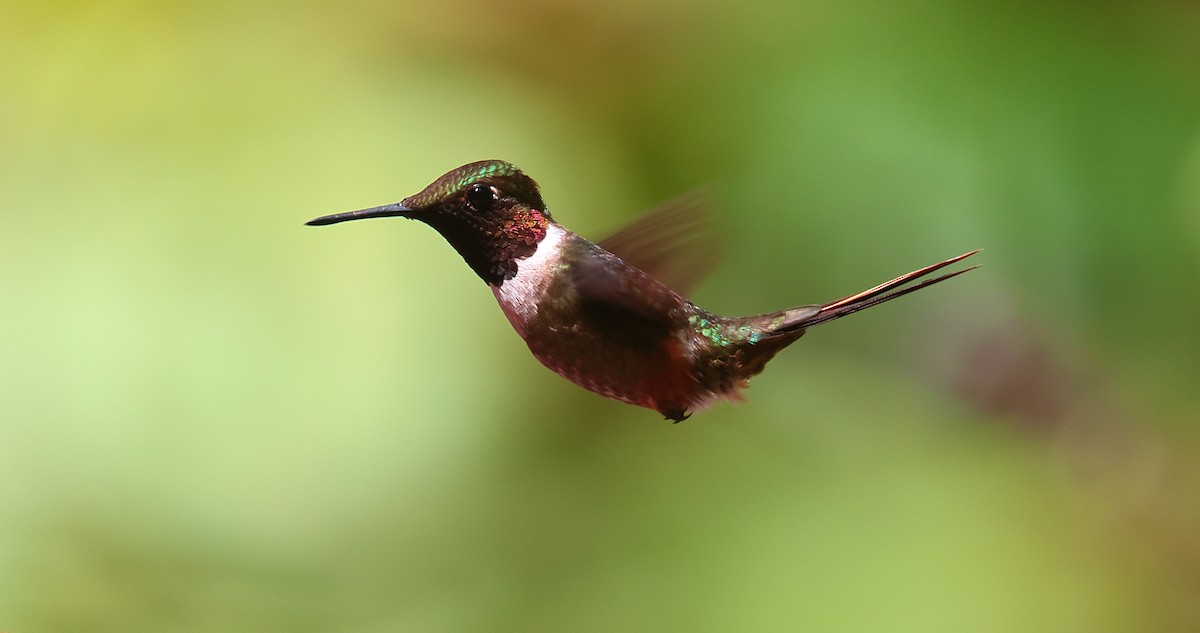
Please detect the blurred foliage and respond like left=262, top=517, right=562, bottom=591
left=2, top=0, right=1199, bottom=630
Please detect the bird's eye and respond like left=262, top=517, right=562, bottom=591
left=466, top=183, right=497, bottom=211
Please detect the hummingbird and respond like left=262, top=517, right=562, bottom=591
left=307, top=160, right=979, bottom=422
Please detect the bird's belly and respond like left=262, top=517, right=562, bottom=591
left=521, top=324, right=700, bottom=414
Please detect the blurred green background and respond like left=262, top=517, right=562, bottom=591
left=3, top=0, right=1200, bottom=630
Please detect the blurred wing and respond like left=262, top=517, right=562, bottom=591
left=565, top=245, right=685, bottom=349
left=569, top=246, right=679, bottom=334
left=596, top=190, right=722, bottom=297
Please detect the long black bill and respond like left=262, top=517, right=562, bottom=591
left=305, top=202, right=412, bottom=226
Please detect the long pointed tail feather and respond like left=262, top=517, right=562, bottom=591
left=782, top=250, right=980, bottom=331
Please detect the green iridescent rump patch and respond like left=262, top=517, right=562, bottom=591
left=688, top=314, right=761, bottom=347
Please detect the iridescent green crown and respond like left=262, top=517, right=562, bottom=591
left=404, top=160, right=527, bottom=209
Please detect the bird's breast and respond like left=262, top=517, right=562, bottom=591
left=489, top=223, right=568, bottom=337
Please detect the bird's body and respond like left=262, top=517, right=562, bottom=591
left=487, top=223, right=820, bottom=419
left=308, top=160, right=978, bottom=421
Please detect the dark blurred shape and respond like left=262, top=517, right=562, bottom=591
left=947, top=315, right=1076, bottom=431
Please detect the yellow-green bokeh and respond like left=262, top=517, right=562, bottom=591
left=3, top=0, right=1198, bottom=630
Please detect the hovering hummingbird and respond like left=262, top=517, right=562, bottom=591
left=307, top=160, right=978, bottom=421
